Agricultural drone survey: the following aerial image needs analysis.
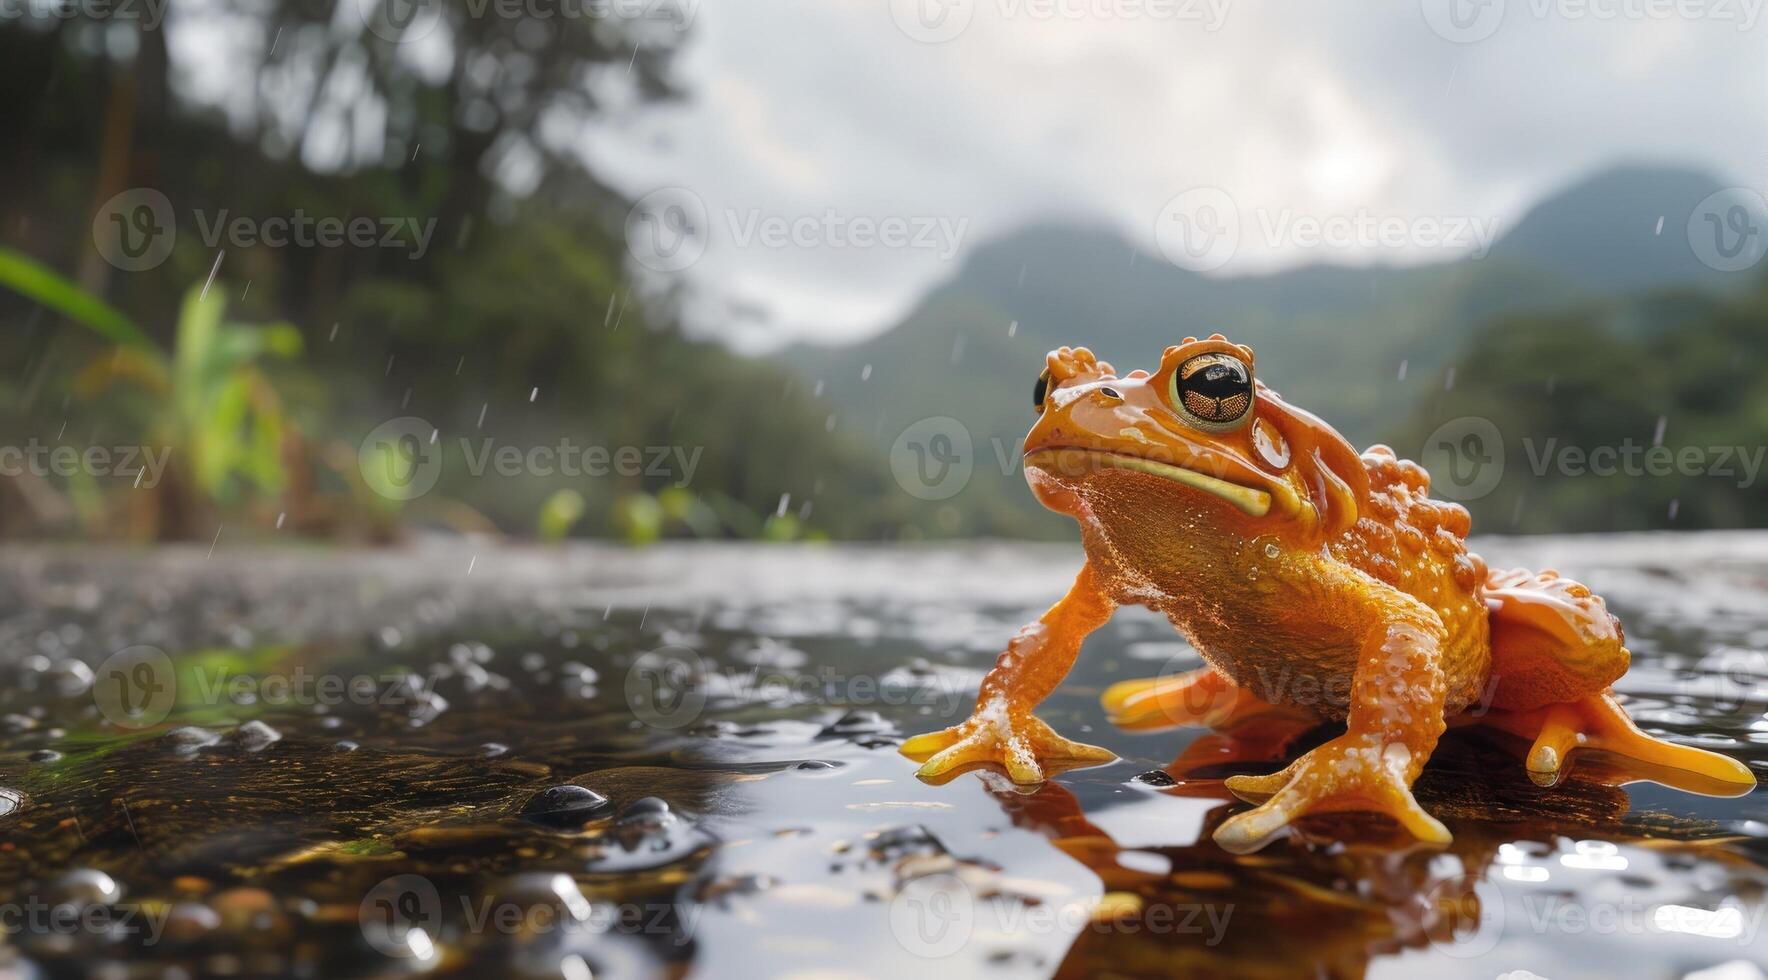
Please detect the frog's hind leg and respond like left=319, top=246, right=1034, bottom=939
left=1483, top=566, right=1629, bottom=713
left=1103, top=666, right=1306, bottom=732
left=1481, top=692, right=1755, bottom=796
left=1480, top=566, right=1754, bottom=794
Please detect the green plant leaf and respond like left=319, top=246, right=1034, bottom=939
left=0, top=248, right=156, bottom=351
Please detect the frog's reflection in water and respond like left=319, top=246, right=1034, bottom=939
left=960, top=719, right=1687, bottom=978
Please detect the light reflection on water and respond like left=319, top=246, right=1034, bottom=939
left=0, top=534, right=1763, bottom=978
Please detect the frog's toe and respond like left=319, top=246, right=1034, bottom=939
left=905, top=714, right=1113, bottom=785
left=899, top=727, right=961, bottom=760
left=1215, top=775, right=1450, bottom=854
left=1213, top=738, right=1451, bottom=854
left=1103, top=667, right=1243, bottom=730
left=1506, top=693, right=1756, bottom=795
left=1222, top=765, right=1295, bottom=801
left=915, top=734, right=1005, bottom=781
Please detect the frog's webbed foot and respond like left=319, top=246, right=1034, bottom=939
left=1214, top=733, right=1452, bottom=854
left=901, top=706, right=1114, bottom=785
left=1484, top=692, right=1755, bottom=796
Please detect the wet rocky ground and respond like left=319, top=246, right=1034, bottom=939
left=0, top=534, right=1765, bottom=978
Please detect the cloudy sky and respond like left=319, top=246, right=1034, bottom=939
left=582, top=0, right=1768, bottom=349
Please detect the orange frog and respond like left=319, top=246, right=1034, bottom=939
left=902, top=336, right=1756, bottom=853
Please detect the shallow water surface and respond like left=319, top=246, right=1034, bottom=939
left=0, top=535, right=1765, bottom=978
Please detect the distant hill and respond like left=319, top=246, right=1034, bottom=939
left=787, top=163, right=1762, bottom=537
left=1489, top=165, right=1745, bottom=294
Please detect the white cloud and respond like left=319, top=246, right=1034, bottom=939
left=579, top=0, right=1768, bottom=349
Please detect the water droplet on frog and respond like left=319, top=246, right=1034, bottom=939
left=1247, top=567, right=1259, bottom=581
left=1263, top=542, right=1280, bottom=559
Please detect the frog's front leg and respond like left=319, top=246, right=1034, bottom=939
left=902, top=563, right=1117, bottom=784
left=1213, top=601, right=1453, bottom=854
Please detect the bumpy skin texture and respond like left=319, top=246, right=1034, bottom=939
left=902, top=336, right=1757, bottom=853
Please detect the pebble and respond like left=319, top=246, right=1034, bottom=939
left=820, top=710, right=889, bottom=737
left=228, top=721, right=282, bottom=752
left=49, top=869, right=122, bottom=905
left=162, top=726, right=222, bottom=755
left=212, top=887, right=284, bottom=935
left=163, top=902, right=222, bottom=943
left=616, top=797, right=672, bottom=823
left=521, top=785, right=613, bottom=828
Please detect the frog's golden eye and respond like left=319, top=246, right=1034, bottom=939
left=1033, top=368, right=1051, bottom=414
left=1170, top=353, right=1254, bottom=430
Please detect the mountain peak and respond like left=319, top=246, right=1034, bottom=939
left=1491, top=161, right=1744, bottom=290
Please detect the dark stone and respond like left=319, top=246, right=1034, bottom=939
left=617, top=796, right=672, bottom=822
left=820, top=709, right=888, bottom=736
left=522, top=785, right=613, bottom=828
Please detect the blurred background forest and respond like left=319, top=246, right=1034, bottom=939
left=1, top=5, right=1765, bottom=545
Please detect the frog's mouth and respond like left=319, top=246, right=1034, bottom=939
left=1024, top=448, right=1272, bottom=517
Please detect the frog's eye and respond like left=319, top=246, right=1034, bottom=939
left=1170, top=352, right=1254, bottom=430
left=1033, top=367, right=1051, bottom=414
